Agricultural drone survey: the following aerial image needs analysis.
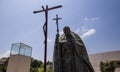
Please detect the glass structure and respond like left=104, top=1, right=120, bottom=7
left=10, top=43, right=32, bottom=57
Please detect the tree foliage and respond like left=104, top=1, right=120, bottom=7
left=0, top=57, right=8, bottom=72
left=30, top=58, right=43, bottom=72
left=30, top=58, right=52, bottom=72
left=100, top=61, right=115, bottom=72
left=31, top=58, right=43, bottom=68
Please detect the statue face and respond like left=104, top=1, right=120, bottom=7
left=63, top=26, right=71, bottom=36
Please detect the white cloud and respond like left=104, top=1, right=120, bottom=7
left=84, top=17, right=99, bottom=23
left=0, top=50, right=10, bottom=59
left=80, top=17, right=99, bottom=39
left=81, top=28, right=96, bottom=39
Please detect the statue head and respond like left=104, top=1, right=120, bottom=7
left=63, top=26, right=71, bottom=37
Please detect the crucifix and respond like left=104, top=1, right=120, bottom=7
left=52, top=14, right=62, bottom=72
left=52, top=14, right=62, bottom=34
left=33, top=5, right=62, bottom=72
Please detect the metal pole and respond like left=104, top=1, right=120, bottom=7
left=44, top=5, right=48, bottom=72
left=33, top=5, right=62, bottom=72
left=52, top=14, right=62, bottom=72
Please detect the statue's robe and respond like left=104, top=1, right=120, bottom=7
left=53, top=32, right=94, bottom=72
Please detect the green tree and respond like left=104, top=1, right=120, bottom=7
left=31, top=58, right=43, bottom=68
left=100, top=61, right=115, bottom=72
left=37, top=67, right=52, bottom=72
left=30, top=67, right=37, bottom=72
left=46, top=61, right=52, bottom=65
left=38, top=67, right=44, bottom=72
left=0, top=57, right=8, bottom=72
left=30, top=58, right=43, bottom=72
left=37, top=61, right=52, bottom=72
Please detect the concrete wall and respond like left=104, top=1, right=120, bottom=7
left=7, top=55, right=31, bottom=72
left=89, top=51, right=120, bottom=72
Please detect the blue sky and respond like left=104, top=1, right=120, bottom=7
left=0, top=0, right=120, bottom=61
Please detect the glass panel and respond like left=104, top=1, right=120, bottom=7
left=25, top=47, right=31, bottom=57
left=10, top=43, right=32, bottom=57
left=11, top=44, right=19, bottom=55
left=20, top=47, right=25, bottom=56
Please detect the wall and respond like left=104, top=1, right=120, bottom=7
left=89, top=51, right=120, bottom=72
left=7, top=55, right=31, bottom=72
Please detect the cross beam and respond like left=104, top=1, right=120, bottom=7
left=33, top=5, right=62, bottom=13
left=53, top=14, right=62, bottom=34
left=33, top=5, right=62, bottom=72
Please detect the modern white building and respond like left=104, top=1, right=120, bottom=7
left=7, top=43, right=32, bottom=72
left=89, top=51, right=120, bottom=72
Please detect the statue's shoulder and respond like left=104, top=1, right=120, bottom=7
left=71, top=32, right=81, bottom=40
left=71, top=32, right=85, bottom=46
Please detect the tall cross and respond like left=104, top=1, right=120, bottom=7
left=53, top=14, right=62, bottom=34
left=53, top=14, right=62, bottom=72
left=33, top=5, right=62, bottom=72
